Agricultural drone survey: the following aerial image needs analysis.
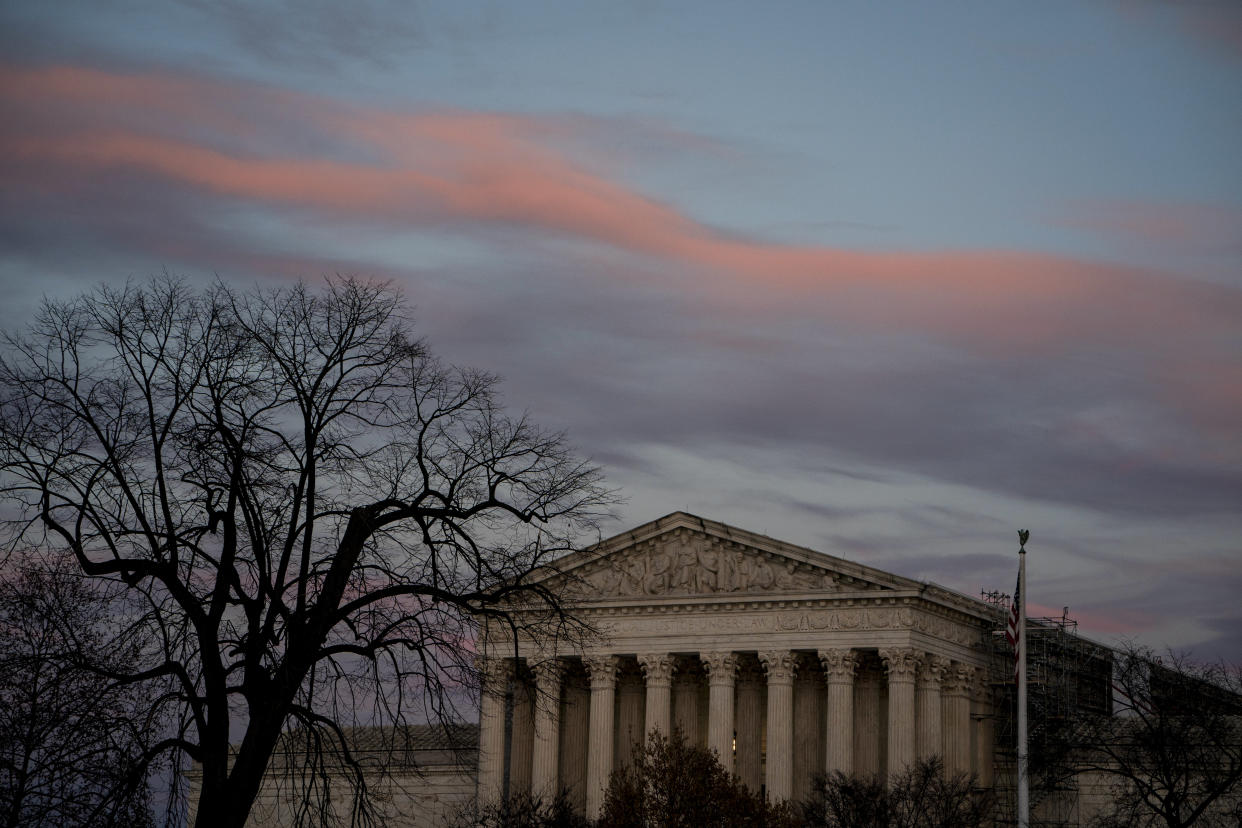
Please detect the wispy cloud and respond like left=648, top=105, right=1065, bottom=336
left=1054, top=199, right=1242, bottom=257
left=180, top=0, right=429, bottom=70
left=3, top=63, right=1241, bottom=527
left=5, top=64, right=1240, bottom=350
left=2, top=4, right=1238, bottom=666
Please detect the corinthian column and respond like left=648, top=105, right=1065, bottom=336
left=942, top=663, right=975, bottom=775
left=584, top=655, right=618, bottom=820
left=880, top=648, right=921, bottom=781
left=637, top=653, right=674, bottom=739
left=917, top=656, right=949, bottom=762
left=530, top=660, right=564, bottom=798
left=702, top=651, right=739, bottom=771
left=819, top=648, right=858, bottom=775
left=760, top=650, right=795, bottom=802
left=477, top=658, right=512, bottom=805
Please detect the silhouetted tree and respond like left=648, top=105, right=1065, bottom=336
left=597, top=730, right=799, bottom=828
left=0, top=278, right=612, bottom=828
left=0, top=555, right=154, bottom=827
left=800, top=758, right=991, bottom=828
left=1073, top=644, right=1242, bottom=828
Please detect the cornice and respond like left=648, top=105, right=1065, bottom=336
left=557, top=590, right=987, bottom=631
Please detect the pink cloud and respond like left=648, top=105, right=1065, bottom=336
left=1176, top=4, right=1242, bottom=59
left=1055, top=200, right=1242, bottom=252
left=1111, top=1, right=1242, bottom=60
left=3, top=63, right=1241, bottom=370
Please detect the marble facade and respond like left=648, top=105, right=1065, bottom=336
left=478, top=512, right=997, bottom=818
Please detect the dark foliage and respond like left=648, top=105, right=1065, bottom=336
left=800, top=757, right=991, bottom=828
left=450, top=790, right=592, bottom=828
left=597, top=730, right=799, bottom=828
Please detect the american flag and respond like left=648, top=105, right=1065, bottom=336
left=1005, top=573, right=1021, bottom=680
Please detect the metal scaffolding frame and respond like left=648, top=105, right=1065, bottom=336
left=980, top=592, right=1113, bottom=828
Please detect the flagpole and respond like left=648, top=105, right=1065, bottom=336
left=1017, top=532, right=1029, bottom=828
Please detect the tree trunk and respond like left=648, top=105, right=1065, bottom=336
left=192, top=715, right=286, bottom=828
left=191, top=757, right=232, bottom=828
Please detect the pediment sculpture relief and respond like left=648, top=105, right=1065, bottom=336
left=573, top=534, right=847, bottom=597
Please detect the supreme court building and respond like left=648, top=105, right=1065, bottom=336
left=477, top=511, right=999, bottom=819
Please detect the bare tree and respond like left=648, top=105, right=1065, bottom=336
left=0, top=278, right=612, bottom=827
left=1075, top=644, right=1242, bottom=828
left=0, top=554, right=154, bottom=827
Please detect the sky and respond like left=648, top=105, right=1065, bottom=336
left=1, top=1, right=1240, bottom=663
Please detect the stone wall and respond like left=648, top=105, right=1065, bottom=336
left=187, top=725, right=478, bottom=827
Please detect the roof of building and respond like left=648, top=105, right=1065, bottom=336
left=267, top=722, right=479, bottom=770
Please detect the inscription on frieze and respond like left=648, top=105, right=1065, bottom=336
left=775, top=608, right=980, bottom=646
left=597, top=614, right=773, bottom=636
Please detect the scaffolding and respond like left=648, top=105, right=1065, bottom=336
left=980, top=592, right=1113, bottom=828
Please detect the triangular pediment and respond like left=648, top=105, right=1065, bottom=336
left=551, top=512, right=921, bottom=601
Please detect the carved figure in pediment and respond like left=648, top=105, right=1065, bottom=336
left=696, top=545, right=718, bottom=592
left=718, top=546, right=739, bottom=591
left=774, top=560, right=797, bottom=590
left=643, top=548, right=672, bottom=594
left=574, top=536, right=847, bottom=598
left=742, top=554, right=774, bottom=590
left=674, top=545, right=698, bottom=592
left=775, top=561, right=805, bottom=590
left=620, top=554, right=646, bottom=595
left=771, top=559, right=831, bottom=591
left=593, top=563, right=621, bottom=594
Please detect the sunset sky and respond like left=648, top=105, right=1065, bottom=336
left=1, top=2, right=1240, bottom=661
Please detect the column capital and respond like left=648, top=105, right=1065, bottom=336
left=917, top=655, right=951, bottom=687
left=942, top=662, right=977, bottom=696
left=702, top=651, right=739, bottom=686
left=637, top=653, right=675, bottom=686
left=759, top=649, right=796, bottom=684
left=584, top=654, right=619, bottom=690
left=818, top=648, right=859, bottom=683
left=879, top=647, right=922, bottom=682
left=533, top=659, right=564, bottom=690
